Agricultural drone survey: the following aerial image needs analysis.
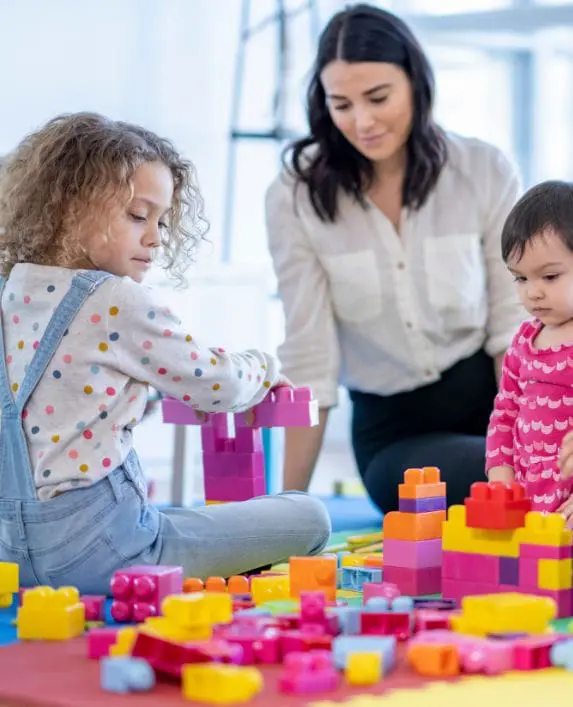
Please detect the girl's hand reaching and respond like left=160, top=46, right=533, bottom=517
left=559, top=430, right=573, bottom=479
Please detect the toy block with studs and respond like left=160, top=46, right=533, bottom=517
left=110, top=565, right=184, bottom=623
left=18, top=586, right=85, bottom=640
left=398, top=467, right=446, bottom=499
left=465, top=481, right=532, bottom=530
left=0, top=561, right=19, bottom=608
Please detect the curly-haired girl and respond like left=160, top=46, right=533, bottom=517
left=0, top=113, right=330, bottom=593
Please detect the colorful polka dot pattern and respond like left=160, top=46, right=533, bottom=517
left=1, top=266, right=279, bottom=498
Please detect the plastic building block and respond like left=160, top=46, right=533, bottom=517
left=341, top=567, right=383, bottom=592
left=184, top=577, right=205, bottom=593
left=383, top=538, right=442, bottom=569
left=341, top=554, right=368, bottom=568
left=289, top=557, right=337, bottom=601
left=18, top=586, right=85, bottom=640
left=499, top=556, right=519, bottom=585
left=100, top=656, right=155, bottom=694
left=163, top=592, right=233, bottom=628
left=0, top=562, right=18, bottom=608
left=398, top=496, right=447, bottom=513
left=182, top=663, right=263, bottom=704
left=550, top=638, right=573, bottom=670
left=407, top=643, right=460, bottom=677
left=383, top=510, right=445, bottom=541
left=383, top=565, right=441, bottom=596
left=110, top=565, right=183, bottom=623
left=398, top=467, right=446, bottom=499
left=514, top=511, right=573, bottom=547
left=520, top=542, right=572, bottom=559
left=250, top=576, right=290, bottom=606
left=363, top=554, right=384, bottom=568
left=332, top=635, right=396, bottom=673
left=465, top=482, right=531, bottom=530
left=300, top=591, right=327, bottom=627
left=224, top=630, right=281, bottom=665
left=228, top=576, right=250, bottom=595
left=87, top=627, right=121, bottom=659
left=537, top=558, right=573, bottom=590
left=109, top=627, right=137, bottom=657
left=360, top=610, right=411, bottom=640
left=513, top=635, right=566, bottom=670
left=363, top=582, right=400, bottom=605
left=81, top=595, right=106, bottom=622
left=345, top=652, right=382, bottom=686
left=413, top=598, right=456, bottom=611
left=205, top=577, right=228, bottom=593
left=450, top=593, right=556, bottom=636
left=235, top=387, right=319, bottom=429
left=330, top=606, right=362, bottom=636
left=281, top=628, right=333, bottom=656
left=414, top=609, right=451, bottom=632
left=442, top=551, right=499, bottom=583
left=442, top=505, right=520, bottom=557
left=278, top=651, right=339, bottom=694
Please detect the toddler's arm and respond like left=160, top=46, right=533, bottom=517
left=485, top=331, right=523, bottom=480
left=105, top=280, right=282, bottom=413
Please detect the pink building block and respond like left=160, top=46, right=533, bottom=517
left=518, top=557, right=538, bottom=590
left=235, top=387, right=319, bottom=429
left=414, top=609, right=452, bottom=632
left=442, top=551, right=499, bottom=584
left=514, top=635, right=568, bottom=670
left=87, top=627, right=121, bottom=659
left=363, top=582, right=401, bottom=605
left=278, top=651, right=339, bottom=694
left=383, top=539, right=442, bottom=569
left=110, top=565, right=184, bottom=623
left=81, top=594, right=106, bottom=621
left=411, top=630, right=513, bottom=675
left=383, top=566, right=441, bottom=596
left=161, top=397, right=203, bottom=425
left=520, top=543, right=573, bottom=560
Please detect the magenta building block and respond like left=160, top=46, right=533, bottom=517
left=278, top=651, right=339, bottom=695
left=87, top=627, right=121, bottom=659
left=300, top=591, right=327, bottom=625
left=499, top=557, right=519, bottom=586
left=203, top=451, right=265, bottom=479
left=162, top=397, right=204, bottom=425
left=235, top=426, right=263, bottom=452
left=110, top=565, right=184, bottom=623
left=235, top=387, right=319, bottom=429
left=225, top=632, right=281, bottom=665
left=383, top=539, right=442, bottom=570
left=534, top=588, right=572, bottom=619
left=411, top=630, right=513, bottom=675
left=442, top=551, right=499, bottom=584
left=384, top=565, right=441, bottom=596
left=514, top=635, right=567, bottom=670
left=363, top=582, right=401, bottom=605
left=518, top=558, right=539, bottom=590
left=81, top=594, right=106, bottom=621
left=520, top=543, right=573, bottom=560
left=442, top=578, right=497, bottom=603
left=398, top=497, right=447, bottom=513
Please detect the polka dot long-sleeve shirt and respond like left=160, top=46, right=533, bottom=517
left=486, top=319, right=573, bottom=511
left=2, top=264, right=280, bottom=500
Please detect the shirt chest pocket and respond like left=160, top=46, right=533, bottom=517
left=322, top=251, right=383, bottom=324
left=424, top=234, right=486, bottom=325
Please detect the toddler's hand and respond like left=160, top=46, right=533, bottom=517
left=271, top=374, right=294, bottom=390
left=487, top=465, right=515, bottom=484
left=557, top=496, right=573, bottom=528
left=559, top=430, right=573, bottom=479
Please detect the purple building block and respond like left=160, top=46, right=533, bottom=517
left=383, top=539, right=442, bottom=569
left=499, top=556, right=519, bottom=586
left=398, top=497, right=446, bottom=513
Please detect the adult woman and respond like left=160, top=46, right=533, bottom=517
left=265, top=3, right=524, bottom=511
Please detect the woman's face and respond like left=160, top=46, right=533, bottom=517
left=320, top=60, right=413, bottom=166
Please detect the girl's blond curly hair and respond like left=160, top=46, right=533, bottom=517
left=0, top=112, right=208, bottom=283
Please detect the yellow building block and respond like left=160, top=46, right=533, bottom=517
left=142, top=615, right=212, bottom=642
left=182, top=664, right=263, bottom=704
left=341, top=555, right=367, bottom=568
left=345, top=652, right=382, bottom=686
left=250, top=575, right=290, bottom=606
left=442, top=506, right=520, bottom=557
left=204, top=592, right=233, bottom=624
left=161, top=591, right=232, bottom=628
left=109, top=626, right=137, bottom=656
left=0, top=562, right=19, bottom=608
left=450, top=593, right=556, bottom=637
left=17, top=586, right=85, bottom=640
left=515, top=512, right=573, bottom=547
left=538, top=558, right=573, bottom=590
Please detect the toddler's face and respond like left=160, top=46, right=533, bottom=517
left=508, top=229, right=573, bottom=327
left=85, top=161, right=174, bottom=283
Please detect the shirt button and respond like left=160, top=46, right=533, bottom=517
left=405, top=321, right=413, bottom=329
left=397, top=262, right=405, bottom=270
left=424, top=369, right=433, bottom=377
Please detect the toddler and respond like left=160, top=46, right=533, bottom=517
left=0, top=112, right=330, bottom=594
left=486, top=180, right=573, bottom=524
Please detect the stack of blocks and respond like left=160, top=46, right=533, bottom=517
left=162, top=387, right=318, bottom=504
left=442, top=481, right=573, bottom=618
left=382, top=467, right=446, bottom=596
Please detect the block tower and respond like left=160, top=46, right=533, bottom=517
left=382, top=467, right=446, bottom=595
left=442, top=481, right=573, bottom=618
left=162, top=387, right=318, bottom=504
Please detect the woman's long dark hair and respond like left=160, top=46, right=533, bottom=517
left=285, top=3, right=447, bottom=222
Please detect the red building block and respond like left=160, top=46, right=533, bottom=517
left=360, top=611, right=411, bottom=640
left=110, top=566, right=183, bottom=623
left=81, top=595, right=106, bottom=622
left=514, top=635, right=568, bottom=670
left=465, top=481, right=531, bottom=530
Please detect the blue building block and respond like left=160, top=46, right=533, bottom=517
left=330, top=606, right=362, bottom=635
left=550, top=639, right=573, bottom=671
left=341, top=567, right=383, bottom=592
left=332, top=635, right=396, bottom=673
left=101, top=657, right=155, bottom=694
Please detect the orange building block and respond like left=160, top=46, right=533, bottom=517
left=289, top=556, right=337, bottom=601
left=364, top=554, right=384, bottom=568
left=205, top=577, right=227, bottom=593
left=408, top=643, right=460, bottom=677
left=183, top=578, right=204, bottom=593
left=384, top=510, right=446, bottom=541
left=465, top=482, right=531, bottom=530
left=399, top=467, right=446, bottom=499
left=227, top=576, right=250, bottom=595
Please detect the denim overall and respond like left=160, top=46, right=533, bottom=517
left=0, top=271, right=160, bottom=594
left=0, top=270, right=330, bottom=594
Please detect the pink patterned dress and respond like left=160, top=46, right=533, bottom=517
left=486, top=319, right=573, bottom=511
